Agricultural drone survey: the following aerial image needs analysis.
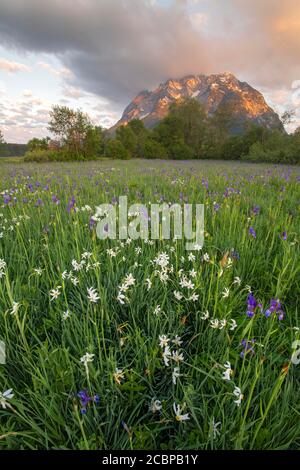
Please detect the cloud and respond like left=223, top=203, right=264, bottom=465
left=22, top=89, right=33, bottom=98
left=0, top=0, right=212, bottom=105
left=0, top=58, right=31, bottom=73
left=37, top=61, right=73, bottom=78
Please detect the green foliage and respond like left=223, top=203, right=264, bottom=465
left=20, top=98, right=300, bottom=163
left=104, top=139, right=130, bottom=159
left=141, top=138, right=167, bottom=159
left=83, top=126, right=104, bottom=159
left=116, top=125, right=137, bottom=155
left=0, top=129, right=9, bottom=157
left=46, top=106, right=104, bottom=160
left=27, top=137, right=50, bottom=152
left=24, top=149, right=78, bottom=162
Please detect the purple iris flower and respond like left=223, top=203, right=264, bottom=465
left=89, top=217, right=96, bottom=230
left=246, top=293, right=262, bottom=318
left=249, top=226, right=256, bottom=238
left=35, top=198, right=43, bottom=207
left=213, top=203, right=220, bottom=212
left=252, top=205, right=260, bottom=215
left=202, top=178, right=208, bottom=190
left=67, top=196, right=76, bottom=213
left=52, top=195, right=60, bottom=205
left=3, top=194, right=11, bottom=204
left=77, top=390, right=100, bottom=414
left=240, top=338, right=256, bottom=358
left=280, top=231, right=287, bottom=240
left=265, top=299, right=285, bottom=320
left=230, top=249, right=240, bottom=261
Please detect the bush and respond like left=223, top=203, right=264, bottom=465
left=141, top=138, right=167, bottom=159
left=24, top=149, right=84, bottom=162
left=104, top=139, right=130, bottom=159
left=168, top=140, right=194, bottom=160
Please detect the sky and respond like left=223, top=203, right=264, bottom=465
left=0, top=0, right=300, bottom=143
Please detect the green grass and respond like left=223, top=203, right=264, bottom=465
left=0, top=159, right=300, bottom=450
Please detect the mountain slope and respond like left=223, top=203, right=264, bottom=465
left=111, top=72, right=283, bottom=133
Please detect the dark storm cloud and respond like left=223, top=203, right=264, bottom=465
left=0, top=0, right=300, bottom=105
left=0, top=0, right=212, bottom=105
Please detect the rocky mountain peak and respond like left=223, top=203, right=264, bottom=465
left=111, top=73, right=283, bottom=133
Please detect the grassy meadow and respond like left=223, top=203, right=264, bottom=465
left=0, top=158, right=300, bottom=450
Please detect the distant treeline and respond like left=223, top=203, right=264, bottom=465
left=3, top=99, right=299, bottom=164
left=104, top=99, right=300, bottom=164
left=0, top=142, right=27, bottom=157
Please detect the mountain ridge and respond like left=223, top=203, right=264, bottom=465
left=110, top=72, right=283, bottom=133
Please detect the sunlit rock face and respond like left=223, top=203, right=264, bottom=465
left=111, top=72, right=283, bottom=133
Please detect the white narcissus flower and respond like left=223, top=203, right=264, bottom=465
left=10, top=301, right=20, bottom=315
left=113, top=368, right=125, bottom=385
left=49, top=287, right=61, bottom=301
left=87, top=287, right=100, bottom=303
left=153, top=305, right=162, bottom=315
left=124, top=273, right=135, bottom=287
left=210, top=319, right=219, bottom=329
left=173, top=402, right=190, bottom=422
left=150, top=399, right=162, bottom=413
left=172, top=350, right=184, bottom=364
left=189, top=293, right=199, bottom=302
left=174, top=291, right=183, bottom=301
left=163, top=346, right=172, bottom=367
left=233, top=386, right=244, bottom=406
left=62, top=310, right=71, bottom=320
left=80, top=352, right=95, bottom=367
left=189, top=268, right=197, bottom=278
left=172, top=367, right=181, bottom=385
left=222, top=288, right=230, bottom=299
left=159, top=335, right=170, bottom=349
left=201, top=310, right=210, bottom=320
left=210, top=418, right=221, bottom=439
left=0, top=389, right=14, bottom=409
left=222, top=362, right=232, bottom=381
left=172, top=335, right=183, bottom=347
left=34, top=267, right=43, bottom=276
left=229, top=319, right=237, bottom=331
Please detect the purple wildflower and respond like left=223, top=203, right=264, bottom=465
left=52, top=195, right=60, bottom=205
left=280, top=231, right=287, bottom=240
left=265, top=299, right=285, bottom=321
left=67, top=196, right=76, bottom=213
left=89, top=217, right=96, bottom=230
left=35, top=198, right=43, bottom=207
left=230, top=249, right=240, bottom=261
left=249, top=226, right=256, bottom=238
left=246, top=293, right=262, bottom=318
left=77, top=389, right=99, bottom=414
left=202, top=178, right=209, bottom=190
left=240, top=339, right=256, bottom=358
left=252, top=205, right=260, bottom=215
